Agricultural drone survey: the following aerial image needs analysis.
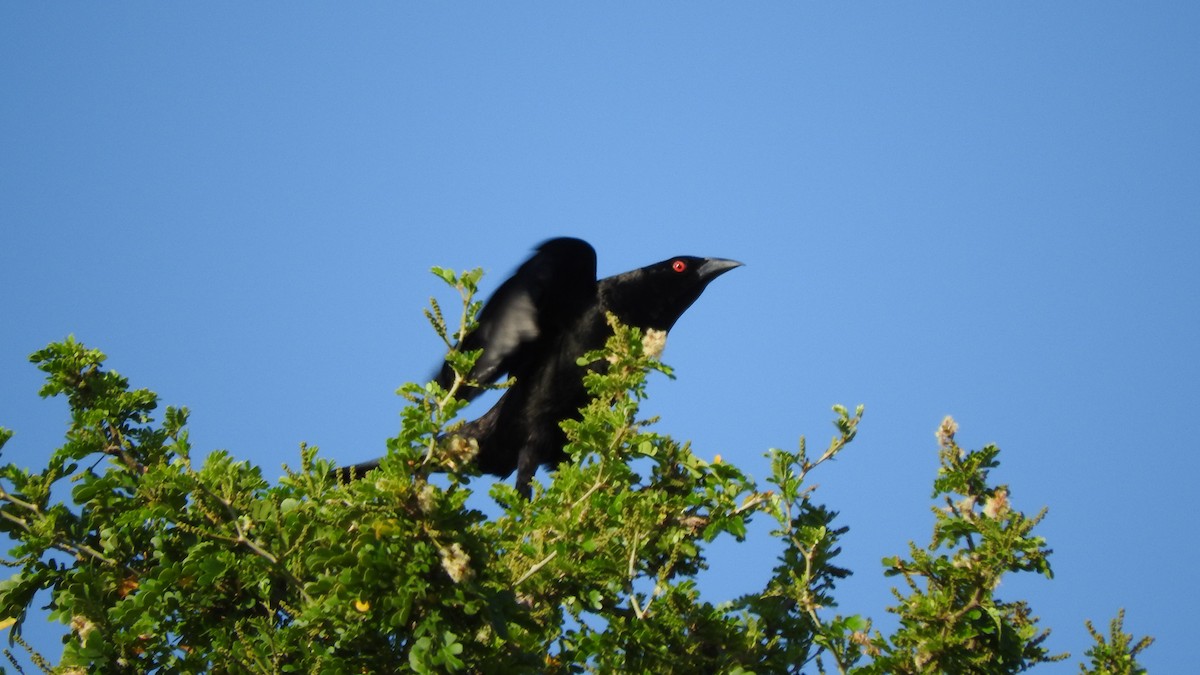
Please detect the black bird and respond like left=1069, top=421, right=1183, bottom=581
left=337, top=237, right=741, bottom=498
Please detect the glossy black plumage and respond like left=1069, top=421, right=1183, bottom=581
left=338, top=237, right=741, bottom=498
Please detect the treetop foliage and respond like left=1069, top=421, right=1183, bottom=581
left=0, top=268, right=1150, bottom=674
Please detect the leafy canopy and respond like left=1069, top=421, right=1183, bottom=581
left=0, top=268, right=1150, bottom=674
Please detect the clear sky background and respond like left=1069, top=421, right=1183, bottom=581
left=3, top=3, right=1197, bottom=671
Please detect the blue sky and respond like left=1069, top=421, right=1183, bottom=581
left=3, top=3, right=1197, bottom=671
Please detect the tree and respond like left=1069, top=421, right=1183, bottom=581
left=0, top=268, right=1151, bottom=674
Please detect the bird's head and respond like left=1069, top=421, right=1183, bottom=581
left=603, top=255, right=743, bottom=332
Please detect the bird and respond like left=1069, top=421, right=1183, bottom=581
left=335, top=237, right=741, bottom=498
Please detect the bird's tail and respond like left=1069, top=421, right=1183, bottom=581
left=328, top=458, right=382, bottom=484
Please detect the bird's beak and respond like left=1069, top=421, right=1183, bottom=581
left=697, top=258, right=744, bottom=282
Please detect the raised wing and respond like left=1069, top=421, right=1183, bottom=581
left=435, top=237, right=598, bottom=401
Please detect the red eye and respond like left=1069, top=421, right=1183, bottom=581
left=672, top=260, right=687, bottom=273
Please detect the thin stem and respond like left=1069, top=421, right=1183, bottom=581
left=514, top=550, right=558, bottom=587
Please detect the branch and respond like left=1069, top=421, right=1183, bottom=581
left=627, top=529, right=648, bottom=620
left=0, top=487, right=120, bottom=567
left=514, top=550, right=559, bottom=587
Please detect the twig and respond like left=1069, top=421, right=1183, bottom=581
left=0, top=490, right=120, bottom=567
left=514, top=550, right=559, bottom=586
left=627, top=530, right=649, bottom=620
